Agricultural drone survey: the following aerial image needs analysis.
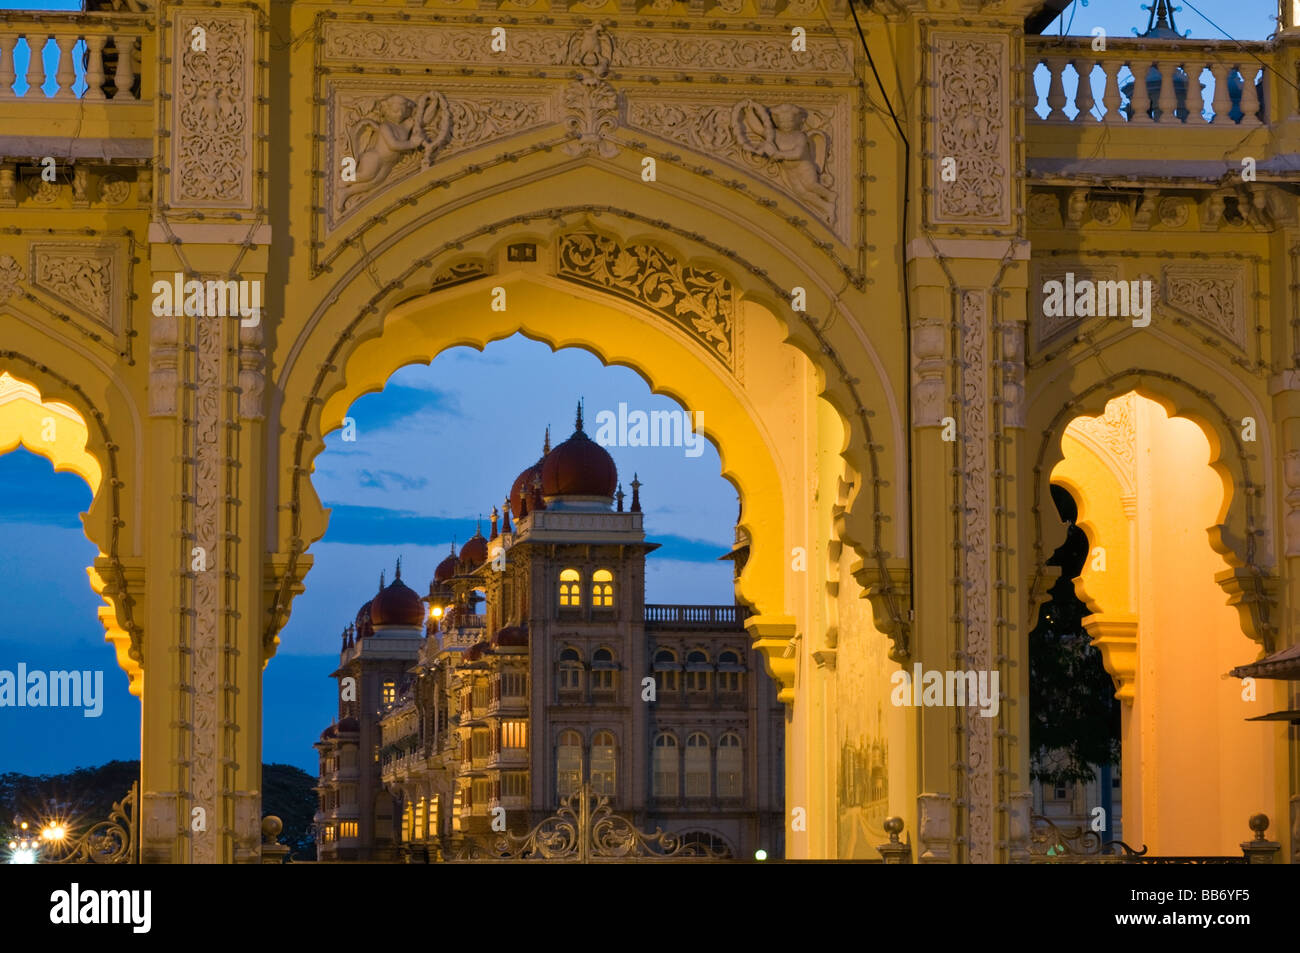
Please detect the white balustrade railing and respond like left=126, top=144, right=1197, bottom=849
left=1029, top=38, right=1271, bottom=125
left=0, top=15, right=148, bottom=101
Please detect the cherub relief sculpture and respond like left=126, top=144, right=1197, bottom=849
left=732, top=101, right=835, bottom=223
left=337, top=91, right=452, bottom=213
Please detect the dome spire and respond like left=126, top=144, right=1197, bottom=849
left=543, top=425, right=551, bottom=455
left=378, top=569, right=385, bottom=592
left=394, top=556, right=402, bottom=581
left=631, top=473, right=642, bottom=513
left=575, top=398, right=584, bottom=433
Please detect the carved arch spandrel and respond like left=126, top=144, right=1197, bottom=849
left=270, top=209, right=905, bottom=690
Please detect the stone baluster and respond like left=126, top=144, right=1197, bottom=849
left=1130, top=60, right=1154, bottom=122
left=0, top=34, right=16, bottom=99
left=112, top=32, right=135, bottom=101
left=1101, top=60, right=1123, bottom=122
left=1073, top=59, right=1095, bottom=120
left=1156, top=59, right=1179, bottom=122
left=24, top=34, right=45, bottom=97
left=1045, top=56, right=1068, bottom=121
left=53, top=33, right=77, bottom=99
left=1185, top=62, right=1207, bottom=123
left=1210, top=62, right=1233, bottom=123
left=1240, top=65, right=1263, bottom=125
left=84, top=34, right=106, bottom=100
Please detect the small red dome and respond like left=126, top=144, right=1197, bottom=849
left=320, top=724, right=337, bottom=740
left=370, top=563, right=425, bottom=627
left=509, top=428, right=552, bottom=516
left=434, top=551, right=458, bottom=583
left=337, top=716, right=359, bottom=733
left=542, top=409, right=617, bottom=499
left=459, top=531, right=488, bottom=569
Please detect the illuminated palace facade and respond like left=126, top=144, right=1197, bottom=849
left=314, top=412, right=784, bottom=860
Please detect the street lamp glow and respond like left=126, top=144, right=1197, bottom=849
left=430, top=605, right=443, bottom=619
left=42, top=824, right=67, bottom=842
left=10, top=847, right=36, bottom=864
left=754, top=849, right=768, bottom=861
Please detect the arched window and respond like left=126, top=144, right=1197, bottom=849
left=685, top=732, right=711, bottom=797
left=591, top=730, right=617, bottom=797
left=653, top=732, right=679, bottom=799
left=686, top=649, right=710, bottom=693
left=653, top=649, right=679, bottom=694
left=717, top=650, right=744, bottom=693
left=556, top=729, right=583, bottom=801
left=717, top=732, right=743, bottom=798
left=558, top=646, right=583, bottom=693
left=591, top=568, right=615, bottom=607
left=559, top=568, right=581, bottom=607
left=591, top=646, right=616, bottom=692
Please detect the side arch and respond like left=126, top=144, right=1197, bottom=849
left=1026, top=365, right=1274, bottom=652
left=0, top=361, right=143, bottom=695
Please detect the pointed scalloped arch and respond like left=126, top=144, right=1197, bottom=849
left=0, top=371, right=141, bottom=697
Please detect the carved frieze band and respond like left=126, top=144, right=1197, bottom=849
left=555, top=231, right=736, bottom=373
left=929, top=32, right=1010, bottom=226
left=320, top=21, right=852, bottom=75
left=170, top=9, right=255, bottom=209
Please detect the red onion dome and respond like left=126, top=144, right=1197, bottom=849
left=459, top=527, right=488, bottom=569
left=337, top=716, right=359, bottom=733
left=370, top=560, right=425, bottom=627
left=541, top=402, right=617, bottom=500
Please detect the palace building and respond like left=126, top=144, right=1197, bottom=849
left=3, top=0, right=1299, bottom=862
left=314, top=410, right=784, bottom=860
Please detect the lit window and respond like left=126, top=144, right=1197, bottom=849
left=558, top=647, right=583, bottom=692
left=591, top=569, right=614, bottom=607
left=339, top=821, right=358, bottom=839
left=686, top=650, right=710, bottom=693
left=592, top=647, right=615, bottom=692
left=501, top=720, right=528, bottom=749
left=472, top=681, right=489, bottom=709
left=472, top=778, right=490, bottom=810
left=654, top=649, right=679, bottom=694
left=472, top=728, right=490, bottom=760
left=718, top=650, right=743, bottom=693
left=559, top=568, right=581, bottom=607
left=591, top=730, right=617, bottom=797
left=717, top=732, right=743, bottom=798
left=557, top=729, right=583, bottom=801
left=414, top=796, right=426, bottom=840
left=686, top=732, right=711, bottom=797
left=382, top=681, right=396, bottom=705
left=653, top=732, right=679, bottom=799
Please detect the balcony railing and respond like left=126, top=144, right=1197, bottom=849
left=0, top=13, right=151, bottom=102
left=644, top=604, right=742, bottom=628
left=1028, top=36, right=1272, bottom=126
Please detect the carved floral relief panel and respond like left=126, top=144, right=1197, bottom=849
left=170, top=9, right=255, bottom=210
left=555, top=231, right=737, bottom=374
left=1160, top=264, right=1247, bottom=353
left=928, top=31, right=1011, bottom=226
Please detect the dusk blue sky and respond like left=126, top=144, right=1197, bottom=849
left=0, top=0, right=1279, bottom=776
